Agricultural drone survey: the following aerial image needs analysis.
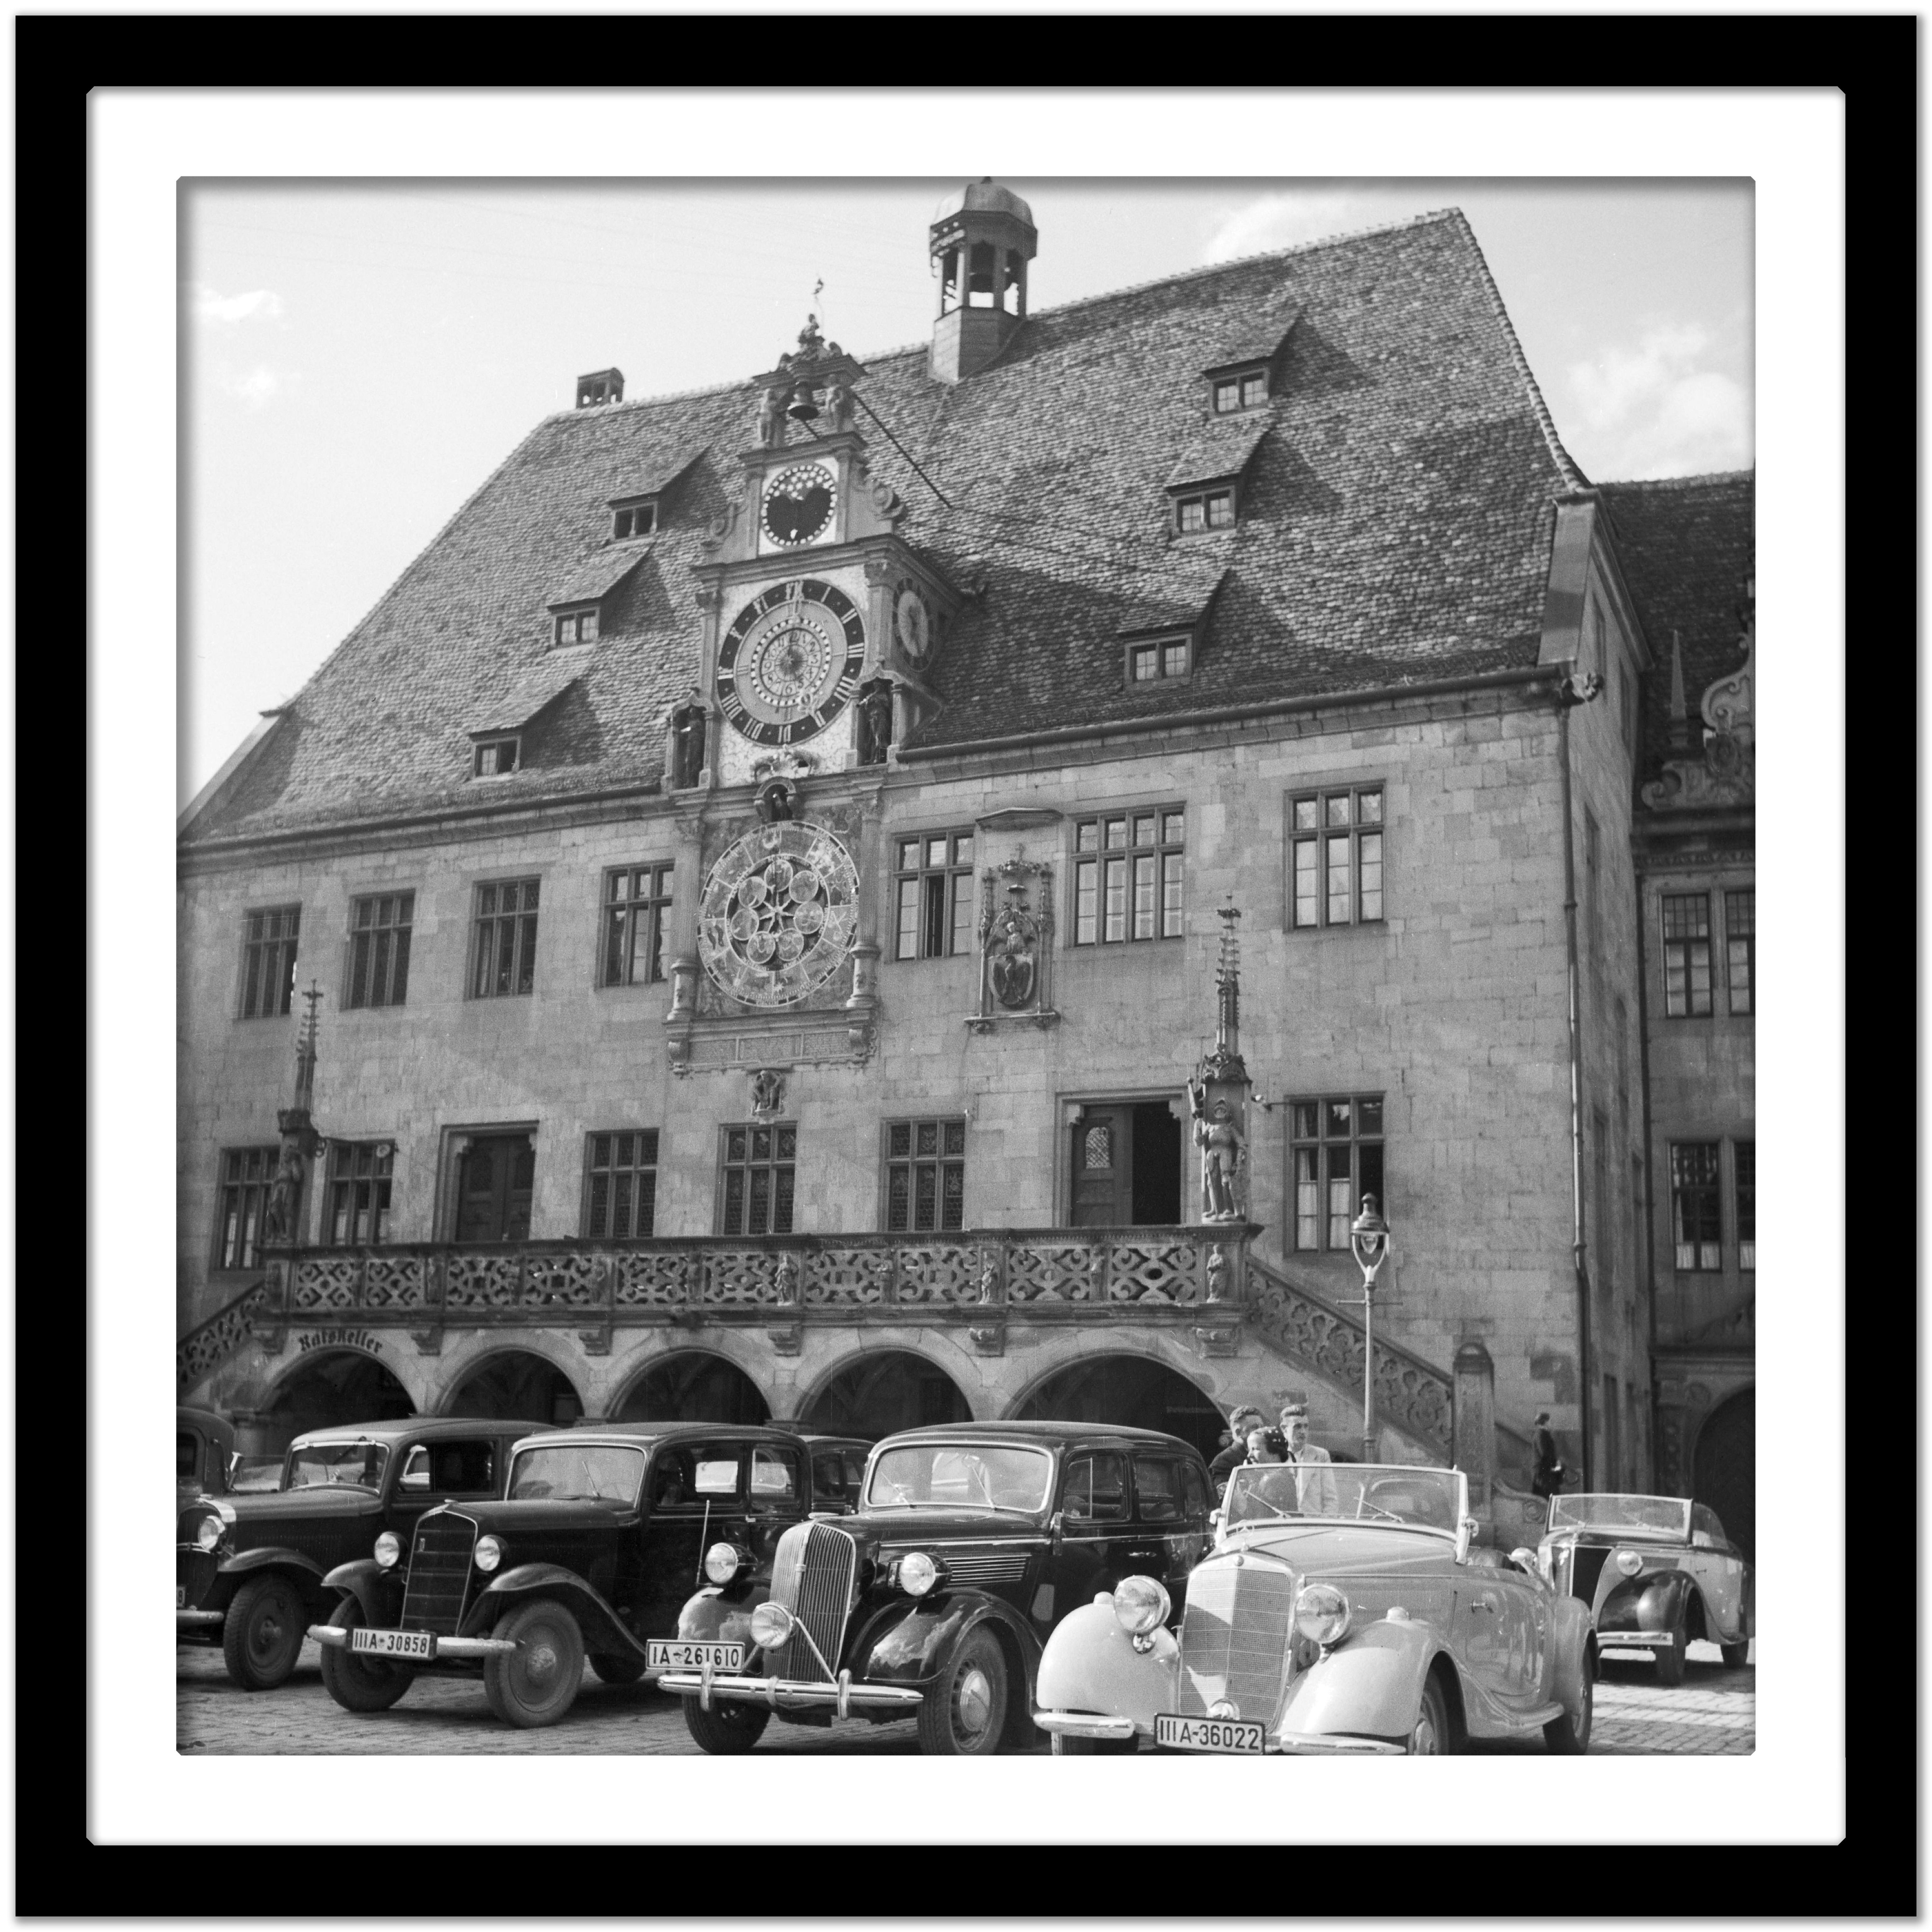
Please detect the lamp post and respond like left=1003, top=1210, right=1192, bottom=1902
left=1349, top=1195, right=1391, bottom=1464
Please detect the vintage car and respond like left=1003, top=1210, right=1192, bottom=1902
left=659, top=1420, right=1215, bottom=1756
left=1033, top=1461, right=1596, bottom=1756
left=177, top=1405, right=237, bottom=1503
left=1539, top=1491, right=1753, bottom=1684
left=308, top=1423, right=864, bottom=1728
left=176, top=1417, right=528, bottom=1690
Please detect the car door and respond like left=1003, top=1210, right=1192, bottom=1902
left=1052, top=1450, right=1135, bottom=1607
left=1454, top=1557, right=1514, bottom=1702
left=1129, top=1452, right=1202, bottom=1612
left=634, top=1443, right=741, bottom=1642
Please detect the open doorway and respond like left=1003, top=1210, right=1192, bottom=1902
left=1068, top=1100, right=1183, bottom=1226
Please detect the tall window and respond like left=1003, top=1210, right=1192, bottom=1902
left=584, top=1130, right=659, bottom=1239
left=1291, top=1097, right=1384, bottom=1251
left=1661, top=893, right=1712, bottom=1016
left=893, top=832, right=975, bottom=961
left=1725, top=888, right=1755, bottom=1015
left=1074, top=809, right=1184, bottom=945
left=471, top=879, right=540, bottom=998
left=1289, top=787, right=1383, bottom=928
left=602, top=864, right=673, bottom=986
left=214, top=1146, right=281, bottom=1269
left=885, top=1119, right=966, bottom=1233
left=1584, top=809, right=1601, bottom=963
left=240, top=907, right=300, bottom=1019
left=1735, top=1142, right=1755, bottom=1271
left=347, top=893, right=413, bottom=1010
left=719, top=1124, right=795, bottom=1236
left=1669, top=1142, right=1722, bottom=1271
left=325, top=1142, right=393, bottom=1246
left=1593, top=1108, right=1612, bottom=1293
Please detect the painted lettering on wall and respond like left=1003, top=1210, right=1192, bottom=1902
left=294, top=1328, right=386, bottom=1357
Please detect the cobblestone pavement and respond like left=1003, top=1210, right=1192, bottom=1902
left=178, top=1638, right=1752, bottom=1757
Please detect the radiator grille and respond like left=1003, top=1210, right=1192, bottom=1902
left=401, top=1510, right=476, bottom=1636
left=1177, top=1555, right=1296, bottom=1723
left=769, top=1520, right=857, bottom=1684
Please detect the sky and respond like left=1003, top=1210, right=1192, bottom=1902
left=180, top=177, right=1752, bottom=805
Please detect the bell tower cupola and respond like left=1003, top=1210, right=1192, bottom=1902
left=929, top=179, right=1037, bottom=385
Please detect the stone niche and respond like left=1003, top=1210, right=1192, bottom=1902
left=965, top=808, right=1062, bottom=1035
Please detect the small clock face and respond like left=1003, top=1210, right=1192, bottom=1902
left=895, top=585, right=932, bottom=665
left=717, top=579, right=866, bottom=746
left=761, top=462, right=837, bottom=548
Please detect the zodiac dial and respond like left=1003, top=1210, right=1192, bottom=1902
left=698, top=820, right=861, bottom=1008
left=716, top=579, right=866, bottom=747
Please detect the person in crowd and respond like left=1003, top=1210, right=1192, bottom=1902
left=1245, top=1426, right=1286, bottom=1464
left=1279, top=1401, right=1339, bottom=1515
left=1208, top=1404, right=1267, bottom=1482
left=1531, top=1412, right=1565, bottom=1498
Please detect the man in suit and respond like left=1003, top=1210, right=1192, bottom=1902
left=1279, top=1401, right=1339, bottom=1515
left=1531, top=1411, right=1564, bottom=1499
left=1208, top=1405, right=1268, bottom=1483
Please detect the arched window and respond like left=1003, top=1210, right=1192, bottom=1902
left=968, top=241, right=997, bottom=308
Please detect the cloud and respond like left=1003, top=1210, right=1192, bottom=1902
left=1203, top=191, right=1377, bottom=264
left=191, top=284, right=284, bottom=326
left=1561, top=322, right=1752, bottom=480
left=215, top=364, right=289, bottom=409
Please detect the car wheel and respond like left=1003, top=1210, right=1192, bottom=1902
left=1052, top=1733, right=1138, bottom=1755
left=588, top=1652, right=647, bottom=1686
left=1720, top=1639, right=1751, bottom=1669
left=1544, top=1650, right=1593, bottom=1754
left=317, top=1597, right=417, bottom=1713
left=482, top=1599, right=585, bottom=1729
left=917, top=1628, right=1008, bottom=1756
left=683, top=1695, right=772, bottom=1755
left=1405, top=1673, right=1452, bottom=1755
left=222, top=1575, right=307, bottom=1690
left=1655, top=1602, right=1688, bottom=1687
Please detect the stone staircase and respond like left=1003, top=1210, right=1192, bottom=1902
left=177, top=1278, right=271, bottom=1392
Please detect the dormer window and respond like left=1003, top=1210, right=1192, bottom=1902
left=554, top=606, right=600, bottom=647
left=473, top=735, right=521, bottom=778
left=1126, top=634, right=1193, bottom=685
left=1211, top=367, right=1270, bottom=415
left=1167, top=420, right=1268, bottom=538
left=610, top=496, right=657, bottom=541
left=1175, top=489, right=1236, bottom=535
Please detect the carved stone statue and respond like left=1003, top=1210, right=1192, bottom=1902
left=750, top=1068, right=786, bottom=1117
left=754, top=777, right=796, bottom=823
left=1205, top=1244, right=1229, bottom=1303
left=978, top=1265, right=1000, bottom=1305
left=987, top=889, right=1038, bottom=1011
left=670, top=703, right=707, bottom=789
left=773, top=1252, right=800, bottom=1304
left=821, top=383, right=853, bottom=432
left=855, top=682, right=894, bottom=767
left=263, top=1138, right=307, bottom=1244
left=1188, top=1080, right=1245, bottom=1223
left=755, top=384, right=788, bottom=449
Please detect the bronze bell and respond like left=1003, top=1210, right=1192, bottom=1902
left=786, top=381, right=820, bottom=423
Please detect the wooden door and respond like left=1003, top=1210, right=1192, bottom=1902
left=456, top=1135, right=535, bottom=1242
left=1069, top=1109, right=1131, bottom=1226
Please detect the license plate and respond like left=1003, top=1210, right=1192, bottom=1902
left=646, top=1640, right=744, bottom=1671
left=175, top=1586, right=185, bottom=1609
left=350, top=1628, right=435, bottom=1660
left=1156, top=1714, right=1266, bottom=1754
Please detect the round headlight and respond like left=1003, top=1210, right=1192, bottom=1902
left=1112, top=1573, right=1172, bottom=1638
left=1616, top=1549, right=1644, bottom=1576
left=473, top=1535, right=504, bottom=1574
left=898, top=1551, right=939, bottom=1598
left=194, top=1514, right=224, bottom=1552
left=750, top=1600, right=795, bottom=1650
left=704, top=1542, right=741, bottom=1585
left=1294, top=1581, right=1351, bottom=1646
left=374, top=1531, right=401, bottom=1569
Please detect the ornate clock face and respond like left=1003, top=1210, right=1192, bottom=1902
left=699, top=820, right=861, bottom=1008
left=761, top=461, right=837, bottom=548
left=894, top=584, right=932, bottom=665
left=716, top=579, right=865, bottom=746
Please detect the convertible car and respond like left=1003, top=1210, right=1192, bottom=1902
left=1033, top=1462, right=1596, bottom=1756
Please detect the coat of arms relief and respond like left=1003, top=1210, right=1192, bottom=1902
left=968, top=854, right=1059, bottom=1033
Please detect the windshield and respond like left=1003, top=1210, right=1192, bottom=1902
left=1548, top=1494, right=1691, bottom=1538
left=1223, top=1462, right=1465, bottom=1531
left=865, top=1443, right=1054, bottom=1513
left=229, top=1457, right=284, bottom=1493
left=285, top=1441, right=390, bottom=1492
left=507, top=1443, right=645, bottom=1505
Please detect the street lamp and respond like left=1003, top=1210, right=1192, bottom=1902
left=1349, top=1194, right=1391, bottom=1464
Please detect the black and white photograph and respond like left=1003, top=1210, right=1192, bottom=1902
left=78, top=78, right=1849, bottom=1854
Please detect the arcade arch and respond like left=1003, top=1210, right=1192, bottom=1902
left=1008, top=1352, right=1225, bottom=1461
left=614, top=1350, right=771, bottom=1426
left=800, top=1349, right=971, bottom=1440
left=443, top=1349, right=584, bottom=1428
left=258, top=1349, right=413, bottom=1454
left=1692, top=1386, right=1754, bottom=1560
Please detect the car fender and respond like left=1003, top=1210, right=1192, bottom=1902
left=321, top=1558, right=405, bottom=1626
left=1539, top=1590, right=1596, bottom=1714
left=466, top=1563, right=641, bottom=1657
left=852, top=1592, right=1042, bottom=1702
left=1034, top=1594, right=1180, bottom=1733
left=217, top=1546, right=328, bottom=1599
left=1597, top=1566, right=1695, bottom=1636
left=676, top=1583, right=769, bottom=1649
left=1274, top=1616, right=1447, bottom=1743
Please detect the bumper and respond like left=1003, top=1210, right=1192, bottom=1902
left=659, top=1661, right=924, bottom=1719
left=1597, top=1630, right=1674, bottom=1648
left=1034, top=1711, right=1138, bottom=1742
left=176, top=1609, right=225, bottom=1628
left=1035, top=1710, right=1404, bottom=1756
left=306, top=1624, right=518, bottom=1660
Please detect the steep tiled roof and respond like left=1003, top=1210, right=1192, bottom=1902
left=468, top=642, right=597, bottom=736
left=1597, top=471, right=1755, bottom=787
left=545, top=545, right=653, bottom=609
left=185, top=207, right=1582, bottom=845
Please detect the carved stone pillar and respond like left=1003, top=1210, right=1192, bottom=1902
left=843, top=786, right=886, bottom=1054
left=664, top=810, right=708, bottom=1066
left=1453, top=1338, right=1498, bottom=1514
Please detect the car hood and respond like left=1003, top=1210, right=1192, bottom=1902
left=437, top=1497, right=637, bottom=1538
left=224, top=1485, right=384, bottom=1525
left=847, top=1509, right=1047, bottom=1547
left=1217, top=1522, right=1457, bottom=1575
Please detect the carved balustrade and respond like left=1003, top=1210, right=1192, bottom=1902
left=176, top=1279, right=273, bottom=1388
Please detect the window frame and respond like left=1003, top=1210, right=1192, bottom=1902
left=582, top=1128, right=661, bottom=1240
left=1660, top=891, right=1714, bottom=1017
left=716, top=1120, right=798, bottom=1237
left=1122, top=631, right=1194, bottom=689
left=238, top=904, right=302, bottom=1021
left=322, top=1139, right=395, bottom=1248
left=345, top=890, right=415, bottom=1011
left=891, top=828, right=977, bottom=963
left=1171, top=484, right=1239, bottom=535
left=608, top=496, right=658, bottom=541
left=1286, top=784, right=1386, bottom=930
left=1734, top=1140, right=1755, bottom=1272
left=552, top=604, right=601, bottom=647
left=1070, top=805, right=1186, bottom=947
left=471, top=735, right=522, bottom=780
left=1288, top=1094, right=1387, bottom=1253
left=1724, top=887, right=1755, bottom=1016
left=468, top=876, right=542, bottom=1000
left=882, top=1117, right=968, bottom=1234
left=598, top=862, right=674, bottom=989
left=1668, top=1141, right=1723, bottom=1272
left=212, top=1144, right=284, bottom=1272
left=1207, top=364, right=1271, bottom=415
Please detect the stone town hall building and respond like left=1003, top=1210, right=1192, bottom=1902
left=178, top=188, right=1755, bottom=1542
